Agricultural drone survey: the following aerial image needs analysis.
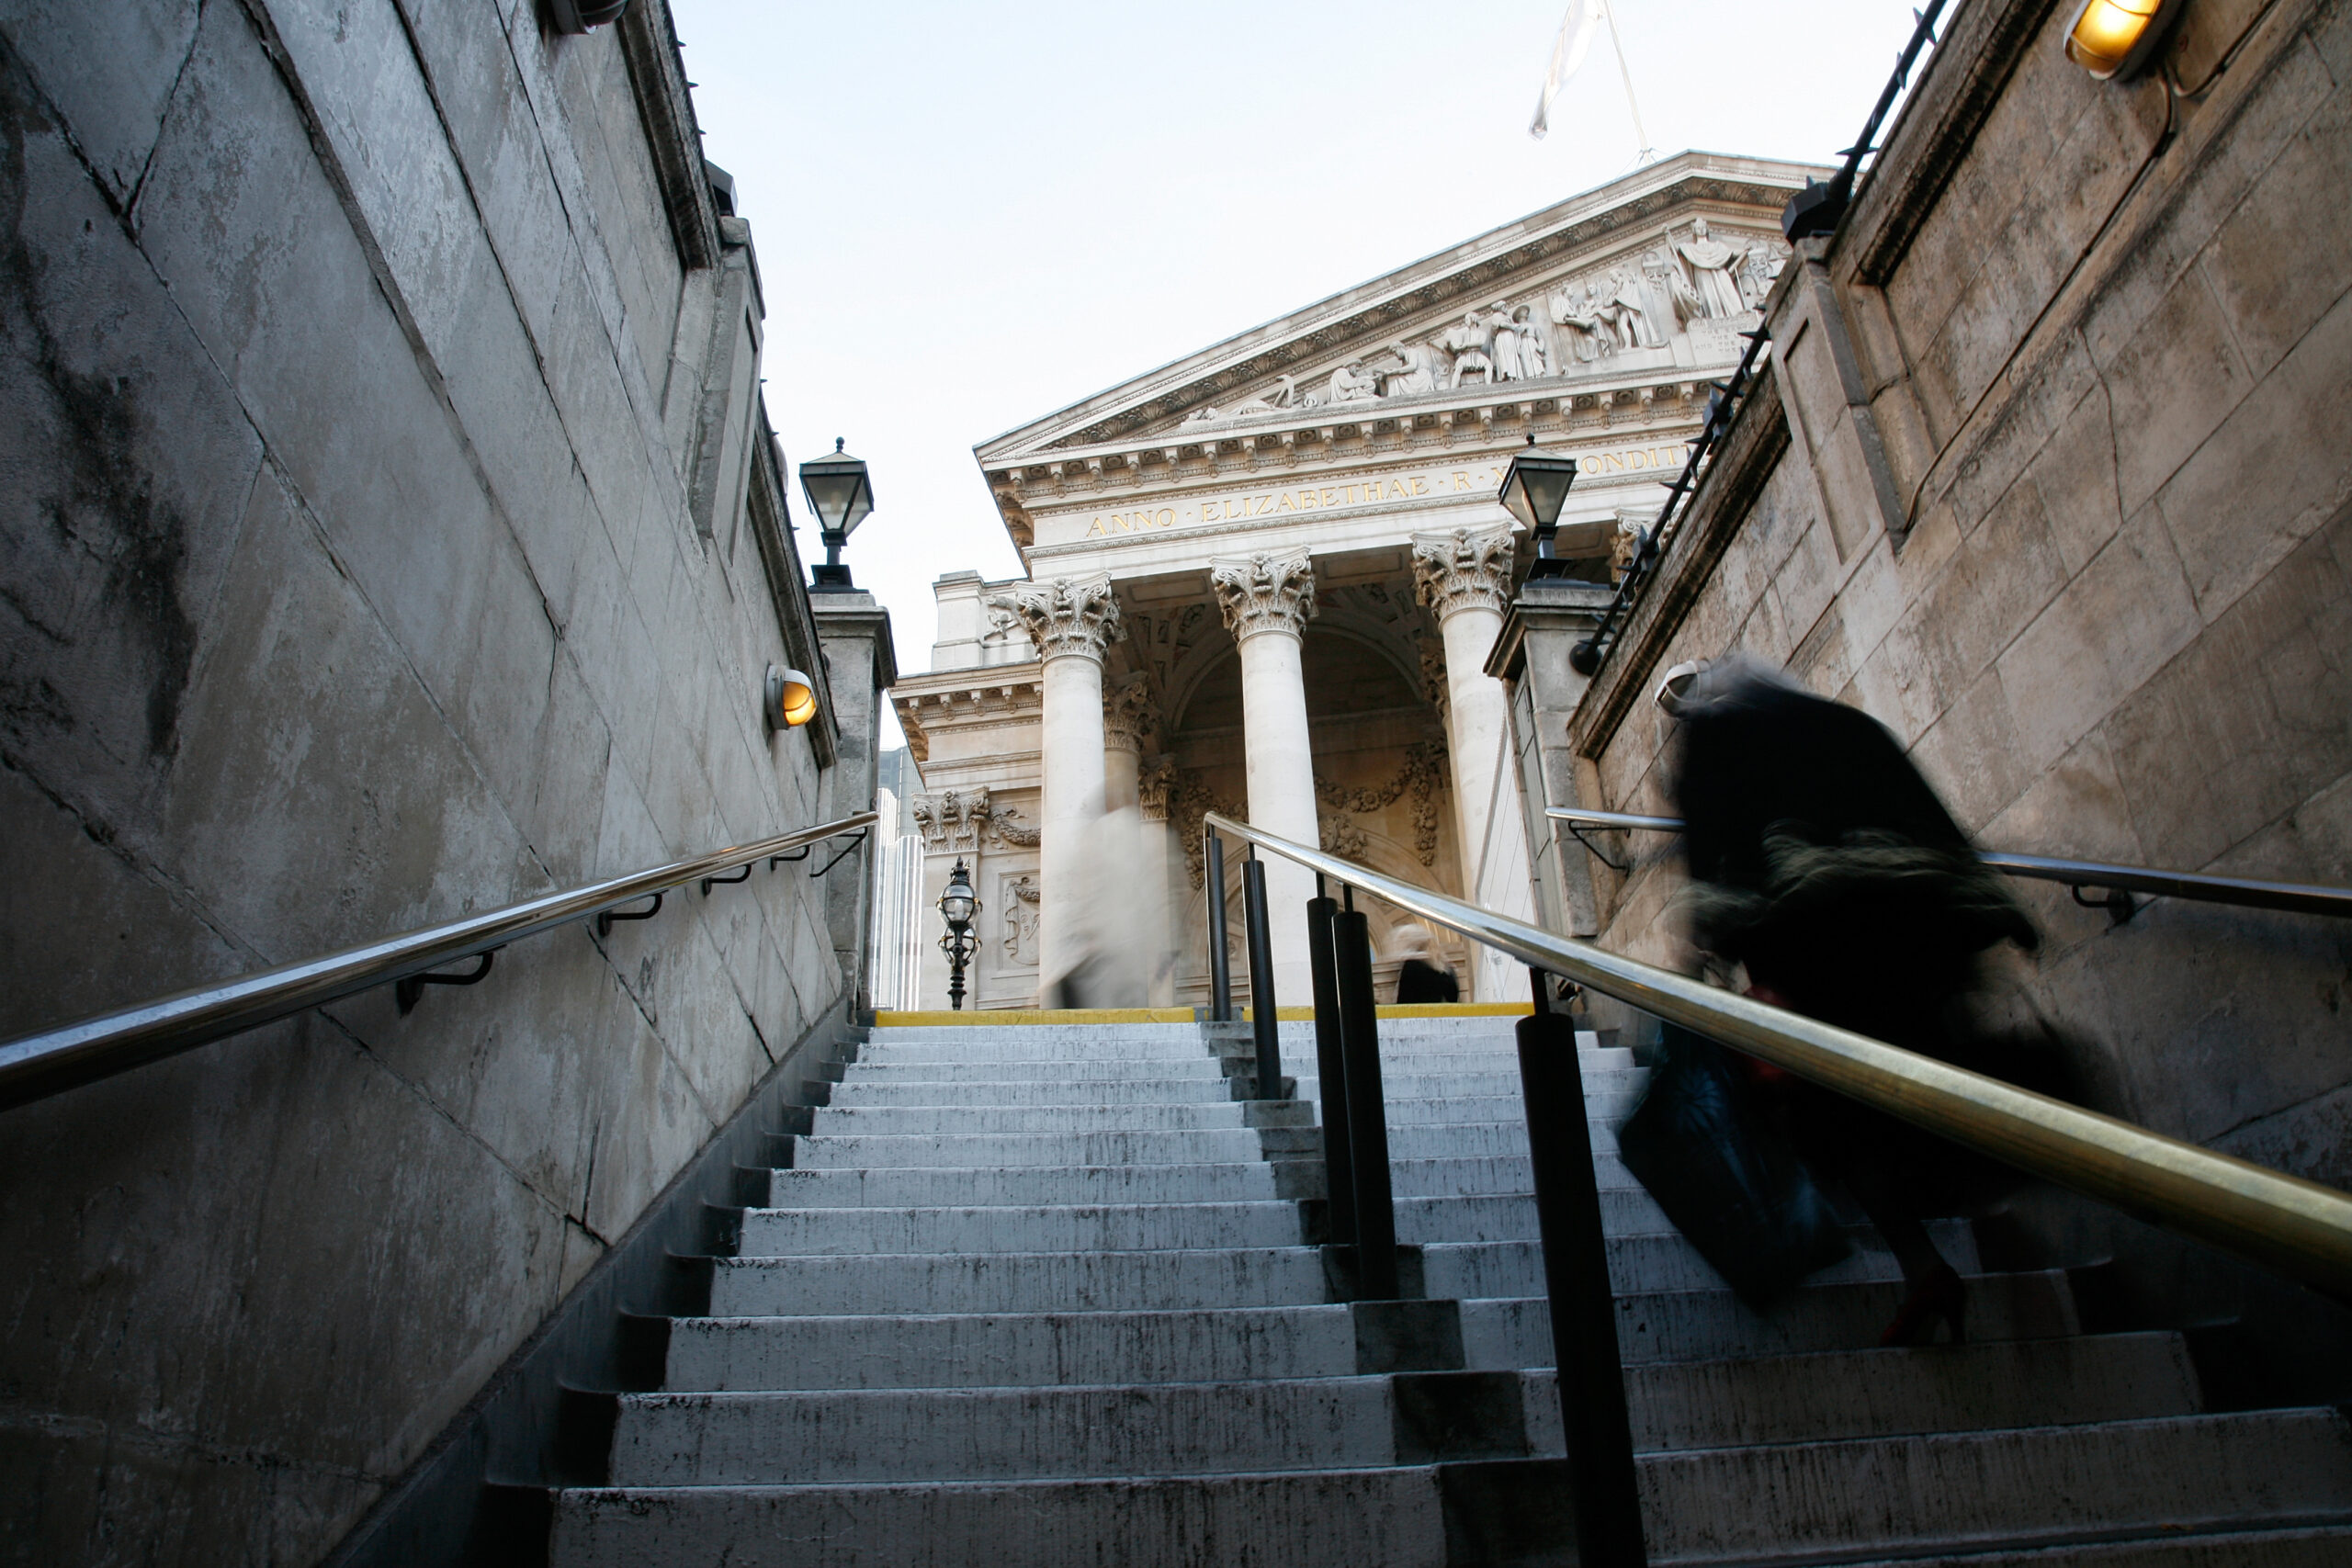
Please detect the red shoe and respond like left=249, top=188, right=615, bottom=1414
left=1880, top=1264, right=1966, bottom=1347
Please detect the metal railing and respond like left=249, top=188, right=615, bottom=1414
left=1204, top=808, right=2352, bottom=1568
left=0, top=812, right=878, bottom=1113
left=1546, top=806, right=2352, bottom=922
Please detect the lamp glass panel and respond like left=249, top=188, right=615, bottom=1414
left=2067, top=0, right=2160, bottom=73
left=779, top=670, right=818, bottom=728
left=798, top=459, right=875, bottom=537
left=1497, top=454, right=1578, bottom=531
left=941, top=892, right=975, bottom=925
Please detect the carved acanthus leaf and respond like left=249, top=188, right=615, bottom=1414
left=988, top=573, right=1125, bottom=662
left=1208, top=551, right=1317, bottom=642
left=1410, top=525, right=1517, bottom=619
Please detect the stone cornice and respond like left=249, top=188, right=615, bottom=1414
left=1411, top=525, right=1519, bottom=621
left=888, top=670, right=1044, bottom=764
left=987, top=574, right=1125, bottom=663
left=1209, top=551, right=1318, bottom=642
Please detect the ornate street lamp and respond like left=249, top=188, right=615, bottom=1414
left=798, top=438, right=875, bottom=592
left=1497, top=435, right=1580, bottom=579
left=937, top=858, right=980, bottom=1011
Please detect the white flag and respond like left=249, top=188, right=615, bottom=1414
left=1530, top=0, right=1607, bottom=140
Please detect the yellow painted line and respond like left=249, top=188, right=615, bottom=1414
left=873, top=1008, right=1198, bottom=1027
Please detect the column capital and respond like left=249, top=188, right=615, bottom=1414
left=1410, top=525, right=1516, bottom=620
left=1103, top=672, right=1158, bottom=754
left=988, top=572, right=1124, bottom=662
left=1209, top=551, right=1317, bottom=642
left=1136, top=753, right=1175, bottom=822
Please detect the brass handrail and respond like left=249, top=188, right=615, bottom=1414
left=1546, top=806, right=2352, bottom=919
left=0, top=811, right=879, bottom=1113
left=1206, top=811, right=2352, bottom=1303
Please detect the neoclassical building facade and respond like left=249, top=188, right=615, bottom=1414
left=891, top=152, right=1819, bottom=1010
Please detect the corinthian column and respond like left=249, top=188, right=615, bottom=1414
left=1413, top=525, right=1534, bottom=1001
left=989, top=574, right=1123, bottom=999
left=1209, top=550, right=1320, bottom=1003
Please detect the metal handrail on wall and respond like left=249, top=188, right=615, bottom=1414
left=1204, top=808, right=2352, bottom=1568
left=0, top=811, right=879, bottom=1114
left=1545, top=806, right=2352, bottom=922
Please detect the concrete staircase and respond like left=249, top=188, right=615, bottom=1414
left=549, top=1015, right=2352, bottom=1565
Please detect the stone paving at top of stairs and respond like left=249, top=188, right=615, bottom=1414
left=551, top=1015, right=2352, bottom=1567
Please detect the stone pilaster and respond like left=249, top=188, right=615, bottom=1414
left=1208, top=551, right=1320, bottom=1003
left=1412, top=525, right=1529, bottom=1002
left=988, top=573, right=1125, bottom=1000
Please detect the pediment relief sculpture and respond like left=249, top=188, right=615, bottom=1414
left=1151, top=227, right=1787, bottom=439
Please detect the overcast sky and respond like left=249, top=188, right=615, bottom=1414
left=670, top=1, right=1924, bottom=741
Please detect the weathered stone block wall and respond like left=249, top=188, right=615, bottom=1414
left=1562, top=0, right=2351, bottom=1354
left=0, top=3, right=865, bottom=1562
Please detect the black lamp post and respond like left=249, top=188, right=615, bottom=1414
left=798, top=438, right=875, bottom=592
left=937, top=858, right=979, bottom=1011
left=1497, top=435, right=1580, bottom=580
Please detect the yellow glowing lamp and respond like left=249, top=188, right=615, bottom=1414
left=765, top=664, right=819, bottom=732
left=2064, top=0, right=2174, bottom=79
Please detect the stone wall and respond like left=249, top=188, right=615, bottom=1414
left=1556, top=0, right=2352, bottom=1369
left=0, top=3, right=874, bottom=1562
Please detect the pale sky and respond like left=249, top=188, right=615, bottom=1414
left=670, top=1, right=1923, bottom=742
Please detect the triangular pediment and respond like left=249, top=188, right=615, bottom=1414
left=975, top=152, right=1823, bottom=471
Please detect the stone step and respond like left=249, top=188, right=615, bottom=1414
left=662, top=1306, right=1361, bottom=1392
left=1460, top=1269, right=2083, bottom=1368
left=765, top=1163, right=1287, bottom=1208
left=787, top=1129, right=1272, bottom=1168
left=1396, top=1189, right=1672, bottom=1243
left=1531, top=1333, right=2203, bottom=1452
left=616, top=1331, right=2211, bottom=1487
left=1382, top=1119, right=1619, bottom=1161
left=866, top=1025, right=1210, bottom=1044
left=551, top=1468, right=1454, bottom=1568
left=736, top=1201, right=1309, bottom=1257
left=826, top=1077, right=1238, bottom=1107
left=1300, top=1090, right=1642, bottom=1126
left=709, top=1247, right=1333, bottom=1316
left=838, top=1057, right=1229, bottom=1084
left=605, top=1376, right=1406, bottom=1485
left=549, top=1411, right=2352, bottom=1567
left=1639, top=1409, right=2352, bottom=1563
left=855, top=1039, right=1222, bottom=1066
left=808, top=1103, right=1252, bottom=1135
left=1837, top=1525, right=2352, bottom=1566
left=1389, top=1152, right=1640, bottom=1197
left=1292, top=1067, right=1647, bottom=1100
left=1422, top=1225, right=1979, bottom=1301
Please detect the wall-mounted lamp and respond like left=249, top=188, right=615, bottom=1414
left=1497, top=436, right=1580, bottom=580
left=764, top=663, right=818, bottom=733
left=2063, top=0, right=2177, bottom=79
left=546, top=0, right=628, bottom=33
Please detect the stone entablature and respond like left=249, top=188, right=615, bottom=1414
left=890, top=670, right=1044, bottom=765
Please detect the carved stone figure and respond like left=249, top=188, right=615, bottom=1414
left=1511, top=305, right=1550, bottom=378
left=1438, top=313, right=1494, bottom=388
left=1550, top=283, right=1607, bottom=364
left=1675, top=219, right=1749, bottom=321
left=1738, top=243, right=1787, bottom=310
left=1607, top=267, right=1661, bottom=348
left=1002, top=875, right=1041, bottom=966
left=1208, top=551, right=1318, bottom=641
left=1485, top=304, right=1526, bottom=382
left=1326, top=361, right=1381, bottom=403
left=1380, top=339, right=1443, bottom=397
left=988, top=573, right=1124, bottom=662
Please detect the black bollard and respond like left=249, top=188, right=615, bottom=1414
left=1517, top=970, right=1645, bottom=1566
left=1205, top=831, right=1232, bottom=1023
left=1305, top=895, right=1357, bottom=1245
left=1239, top=854, right=1283, bottom=1097
left=1332, top=906, right=1397, bottom=1299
